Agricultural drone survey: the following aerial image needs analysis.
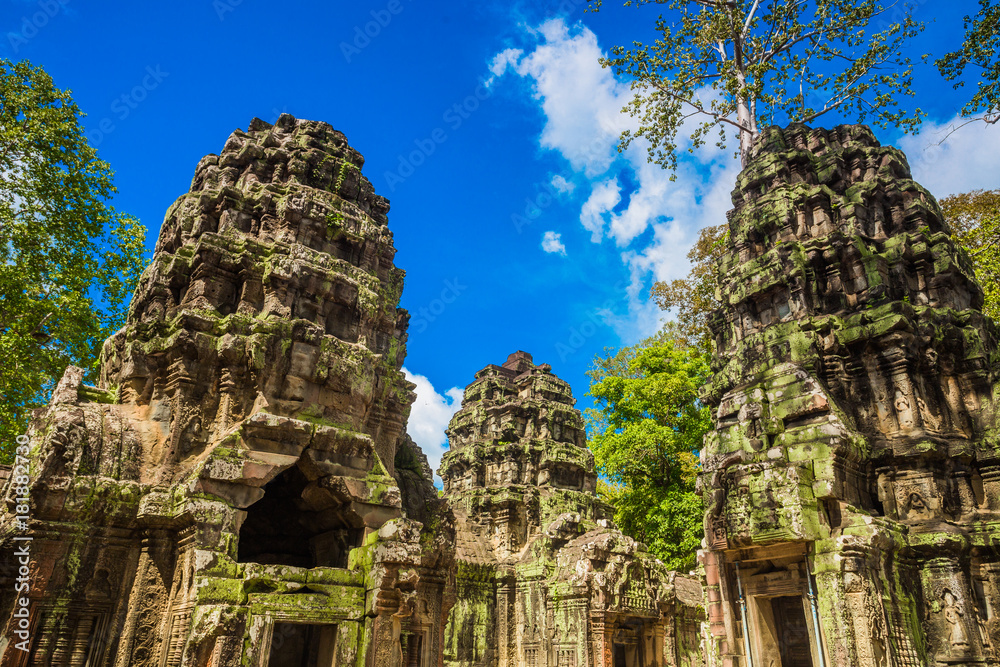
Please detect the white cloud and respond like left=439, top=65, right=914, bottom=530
left=541, top=231, right=567, bottom=255
left=402, top=368, right=464, bottom=486
left=513, top=19, right=631, bottom=176
left=486, top=48, right=524, bottom=86
left=492, top=18, right=740, bottom=342
left=551, top=173, right=575, bottom=194
left=580, top=178, right=621, bottom=242
left=897, top=116, right=1000, bottom=199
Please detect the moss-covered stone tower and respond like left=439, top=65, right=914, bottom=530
left=700, top=124, right=1000, bottom=667
left=0, top=116, right=454, bottom=667
left=440, top=352, right=705, bottom=667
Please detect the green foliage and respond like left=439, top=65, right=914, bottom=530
left=0, top=59, right=146, bottom=459
left=586, top=335, right=711, bottom=570
left=936, top=0, right=1000, bottom=125
left=590, top=0, right=925, bottom=169
left=941, top=189, right=1000, bottom=321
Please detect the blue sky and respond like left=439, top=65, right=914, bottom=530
left=5, top=0, right=999, bottom=480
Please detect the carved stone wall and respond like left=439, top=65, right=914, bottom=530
left=0, top=116, right=454, bottom=667
left=700, top=124, right=1000, bottom=667
left=441, top=352, right=705, bottom=667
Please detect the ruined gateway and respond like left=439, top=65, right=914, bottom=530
left=0, top=117, right=998, bottom=667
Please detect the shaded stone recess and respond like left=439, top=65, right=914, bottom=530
left=0, top=116, right=455, bottom=667
left=700, top=124, right=1000, bottom=667
left=440, top=352, right=705, bottom=667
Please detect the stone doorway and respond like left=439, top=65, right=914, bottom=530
left=752, top=595, right=814, bottom=667
left=772, top=596, right=813, bottom=667
left=266, top=623, right=337, bottom=666
left=610, top=631, right=642, bottom=667
left=612, top=643, right=627, bottom=667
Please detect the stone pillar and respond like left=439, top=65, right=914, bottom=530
left=498, top=579, right=513, bottom=667
left=114, top=529, right=175, bottom=667
left=589, top=614, right=612, bottom=667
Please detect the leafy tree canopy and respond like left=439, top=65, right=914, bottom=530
left=0, top=59, right=146, bottom=459
left=936, top=0, right=1000, bottom=125
left=586, top=333, right=712, bottom=570
left=941, top=189, right=1000, bottom=320
left=589, top=0, right=925, bottom=169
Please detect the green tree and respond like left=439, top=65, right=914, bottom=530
left=941, top=189, right=1000, bottom=320
left=936, top=0, right=1000, bottom=126
left=0, top=59, right=146, bottom=458
left=586, top=334, right=712, bottom=570
left=650, top=222, right=728, bottom=353
left=590, top=0, right=925, bottom=169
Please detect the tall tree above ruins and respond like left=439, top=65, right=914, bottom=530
left=936, top=0, right=1000, bottom=126
left=589, top=0, right=926, bottom=169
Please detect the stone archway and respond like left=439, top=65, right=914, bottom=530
left=236, top=461, right=364, bottom=568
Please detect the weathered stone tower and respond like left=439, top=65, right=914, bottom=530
left=0, top=116, right=454, bottom=666
left=700, top=125, right=1000, bottom=667
left=440, top=352, right=705, bottom=667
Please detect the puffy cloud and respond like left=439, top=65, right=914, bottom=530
left=491, top=19, right=740, bottom=342
left=580, top=177, right=620, bottom=242
left=541, top=230, right=567, bottom=255
left=402, top=368, right=464, bottom=486
left=486, top=47, right=524, bottom=85
left=896, top=116, right=1000, bottom=199
left=551, top=173, right=575, bottom=194
left=512, top=19, right=631, bottom=176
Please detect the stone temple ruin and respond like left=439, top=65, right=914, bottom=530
left=440, top=351, right=704, bottom=666
left=1, top=117, right=999, bottom=667
left=700, top=125, right=1000, bottom=667
left=0, top=116, right=456, bottom=667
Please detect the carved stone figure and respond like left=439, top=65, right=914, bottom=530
left=942, top=590, right=969, bottom=651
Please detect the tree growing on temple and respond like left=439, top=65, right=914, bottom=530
left=936, top=0, right=1000, bottom=126
left=0, top=59, right=146, bottom=459
left=586, top=334, right=711, bottom=571
left=941, top=189, right=1000, bottom=320
left=589, top=0, right=925, bottom=169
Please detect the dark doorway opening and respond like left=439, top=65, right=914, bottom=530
left=771, top=596, right=814, bottom=667
left=267, top=623, right=336, bottom=667
left=613, top=644, right=626, bottom=667
left=238, top=464, right=363, bottom=568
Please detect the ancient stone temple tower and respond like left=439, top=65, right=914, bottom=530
left=440, top=352, right=705, bottom=667
left=700, top=125, right=1000, bottom=667
left=0, top=116, right=454, bottom=666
